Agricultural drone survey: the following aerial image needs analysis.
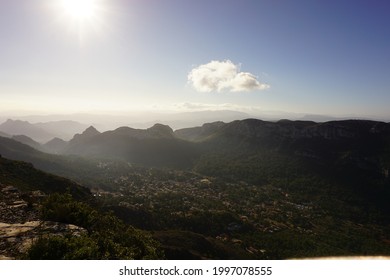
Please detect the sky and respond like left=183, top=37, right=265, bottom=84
left=0, top=0, right=389, bottom=119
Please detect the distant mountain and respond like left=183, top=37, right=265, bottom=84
left=0, top=119, right=54, bottom=143
left=0, top=119, right=88, bottom=143
left=10, top=110, right=252, bottom=131
left=2, top=118, right=390, bottom=186
left=28, top=118, right=390, bottom=175
left=175, top=121, right=226, bottom=141
left=0, top=131, right=10, bottom=138
left=191, top=118, right=390, bottom=205
left=69, top=126, right=101, bottom=144
left=100, top=124, right=175, bottom=141
left=0, top=136, right=95, bottom=180
left=186, top=119, right=390, bottom=145
left=65, top=124, right=197, bottom=168
left=161, top=110, right=252, bottom=129
left=300, top=114, right=345, bottom=122
left=0, top=136, right=44, bottom=161
left=42, top=137, right=68, bottom=154
left=12, top=135, right=42, bottom=151
left=146, top=123, right=175, bottom=138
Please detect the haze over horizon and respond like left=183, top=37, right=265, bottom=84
left=1, top=1, right=389, bottom=120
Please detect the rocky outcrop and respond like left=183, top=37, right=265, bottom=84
left=0, top=221, right=86, bottom=259
left=1, top=185, right=39, bottom=224
left=0, top=183, right=85, bottom=259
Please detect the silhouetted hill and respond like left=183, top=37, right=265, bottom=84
left=0, top=156, right=90, bottom=198
left=175, top=121, right=225, bottom=141
left=0, top=131, right=10, bottom=138
left=70, top=126, right=100, bottom=141
left=42, top=137, right=68, bottom=154
left=0, top=136, right=108, bottom=185
left=0, top=136, right=79, bottom=180
left=147, top=123, right=175, bottom=138
left=301, top=114, right=344, bottom=122
left=195, top=119, right=390, bottom=150
left=0, top=136, right=43, bottom=160
left=192, top=118, right=390, bottom=176
left=12, top=135, right=42, bottom=151
left=65, top=124, right=197, bottom=168
left=3, top=119, right=390, bottom=175
left=66, top=126, right=101, bottom=153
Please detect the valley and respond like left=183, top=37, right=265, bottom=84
left=0, top=118, right=390, bottom=259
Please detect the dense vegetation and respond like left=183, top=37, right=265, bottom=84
left=27, top=193, right=163, bottom=260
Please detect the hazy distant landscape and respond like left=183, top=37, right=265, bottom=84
left=1, top=116, right=390, bottom=259
left=1, top=0, right=390, bottom=260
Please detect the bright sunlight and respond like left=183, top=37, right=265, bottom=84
left=60, top=0, right=98, bottom=21
left=52, top=0, right=107, bottom=43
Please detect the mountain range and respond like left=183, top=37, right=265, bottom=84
left=1, top=118, right=389, bottom=202
left=2, top=118, right=390, bottom=173
left=0, top=119, right=88, bottom=143
left=1, top=117, right=390, bottom=259
left=69, top=118, right=390, bottom=168
left=0, top=110, right=252, bottom=132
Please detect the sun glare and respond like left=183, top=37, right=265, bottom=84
left=53, top=0, right=107, bottom=43
left=60, top=0, right=98, bottom=21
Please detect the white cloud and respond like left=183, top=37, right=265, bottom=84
left=188, top=60, right=270, bottom=92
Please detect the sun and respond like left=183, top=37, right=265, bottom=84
left=51, top=0, right=108, bottom=44
left=60, top=0, right=98, bottom=21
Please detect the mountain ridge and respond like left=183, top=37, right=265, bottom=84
left=0, top=119, right=54, bottom=143
left=0, top=119, right=88, bottom=143
left=3, top=118, right=389, bottom=170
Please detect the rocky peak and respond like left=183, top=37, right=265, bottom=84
left=82, top=126, right=100, bottom=137
left=147, top=123, right=174, bottom=138
left=69, top=126, right=100, bottom=144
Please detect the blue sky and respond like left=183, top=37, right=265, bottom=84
left=0, top=0, right=389, bottom=118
